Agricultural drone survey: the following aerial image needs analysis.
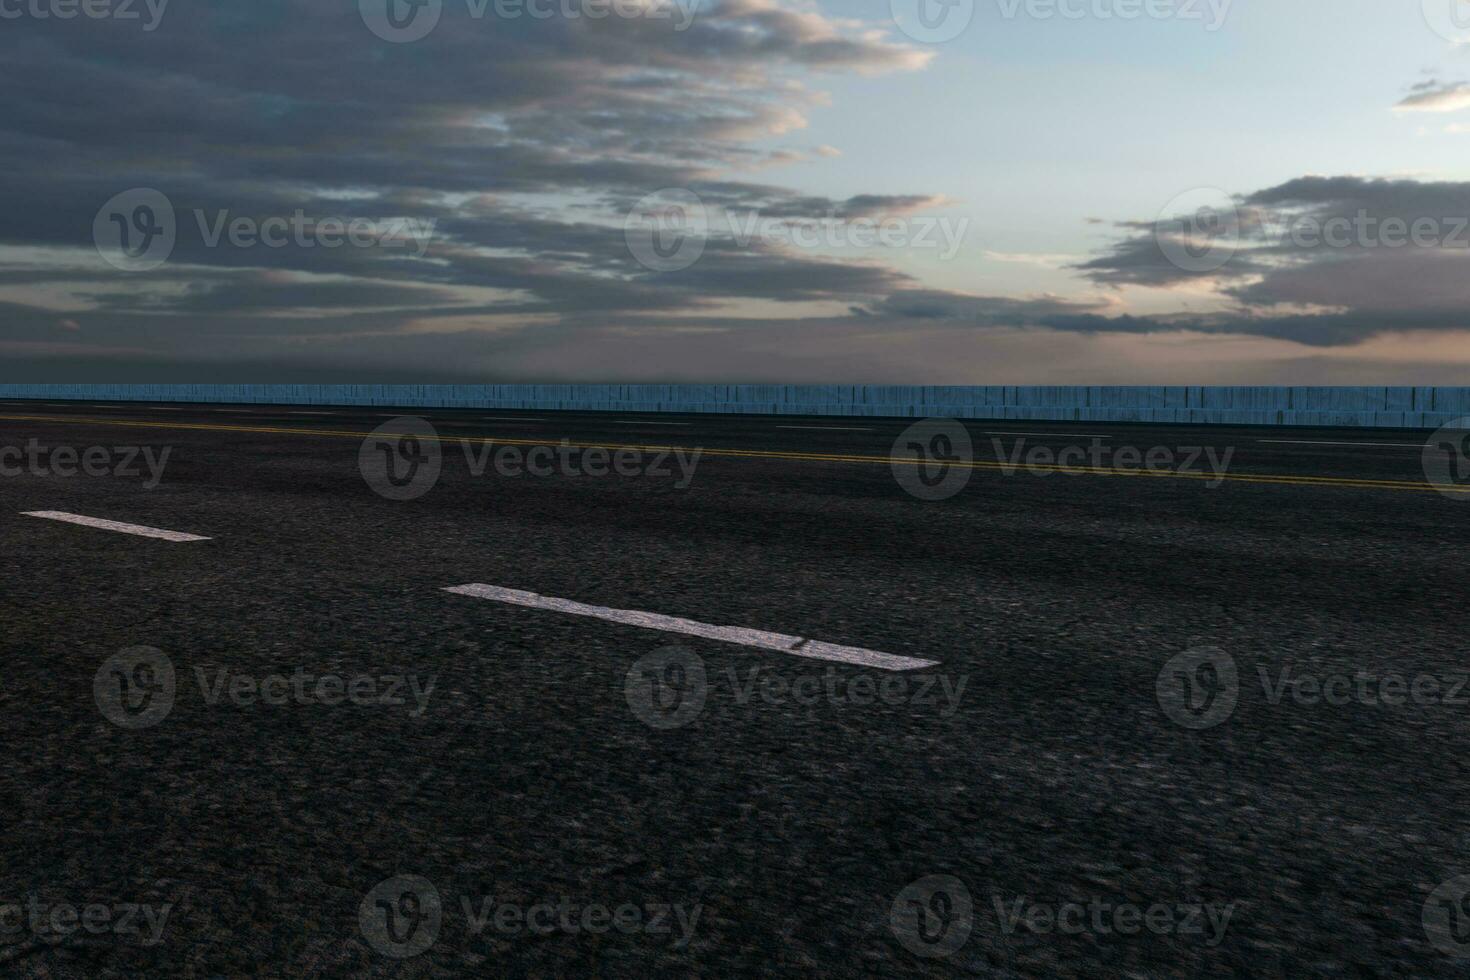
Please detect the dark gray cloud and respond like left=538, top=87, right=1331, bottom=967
left=7, top=4, right=1468, bottom=379
left=0, top=0, right=946, bottom=356
left=1065, top=174, right=1470, bottom=345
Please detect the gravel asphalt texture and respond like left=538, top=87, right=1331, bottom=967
left=0, top=401, right=1467, bottom=977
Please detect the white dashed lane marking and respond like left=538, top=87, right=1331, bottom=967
left=21, top=511, right=211, bottom=542
left=777, top=425, right=873, bottom=431
left=1258, top=439, right=1424, bottom=449
left=986, top=431, right=1111, bottom=439
left=604, top=420, right=690, bottom=426
left=444, top=584, right=938, bottom=671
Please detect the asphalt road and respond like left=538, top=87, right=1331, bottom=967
left=0, top=400, right=1467, bottom=977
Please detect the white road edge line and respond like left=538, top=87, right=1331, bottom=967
left=444, top=584, right=938, bottom=672
left=1258, top=439, right=1424, bottom=448
left=21, top=511, right=211, bottom=542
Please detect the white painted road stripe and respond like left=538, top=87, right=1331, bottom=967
left=987, top=431, right=1111, bottom=439
left=22, top=511, right=211, bottom=542
left=444, top=584, right=938, bottom=671
left=606, top=420, right=690, bottom=426
left=777, top=425, right=873, bottom=431
left=1259, top=439, right=1424, bottom=449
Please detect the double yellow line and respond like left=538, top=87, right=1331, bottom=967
left=0, top=412, right=1460, bottom=494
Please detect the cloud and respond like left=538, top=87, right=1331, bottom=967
left=0, top=0, right=960, bottom=365
left=1070, top=174, right=1470, bottom=346
left=1394, top=80, right=1470, bottom=113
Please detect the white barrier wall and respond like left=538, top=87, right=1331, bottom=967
left=0, top=384, right=1466, bottom=428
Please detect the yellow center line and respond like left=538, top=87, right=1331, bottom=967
left=0, top=412, right=1458, bottom=494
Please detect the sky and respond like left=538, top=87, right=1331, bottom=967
left=6, top=0, right=1470, bottom=383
